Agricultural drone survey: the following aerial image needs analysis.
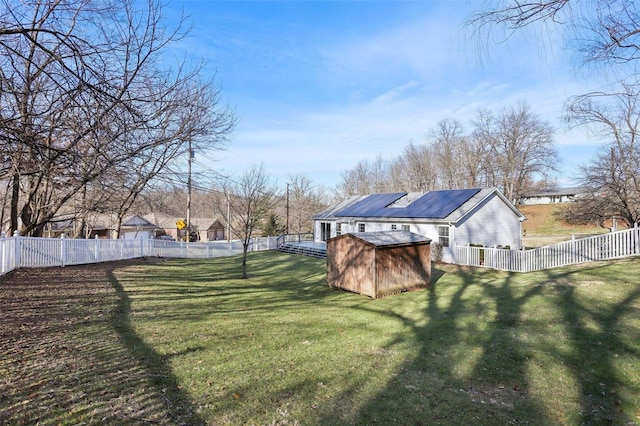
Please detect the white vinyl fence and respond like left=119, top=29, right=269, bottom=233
left=0, top=232, right=279, bottom=276
left=455, top=225, right=640, bottom=272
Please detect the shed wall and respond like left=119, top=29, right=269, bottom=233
left=375, top=244, right=431, bottom=296
left=327, top=235, right=376, bottom=297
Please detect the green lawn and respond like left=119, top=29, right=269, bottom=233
left=114, top=252, right=639, bottom=425
left=1, top=252, right=639, bottom=425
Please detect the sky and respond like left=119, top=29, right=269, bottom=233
left=165, top=0, right=606, bottom=191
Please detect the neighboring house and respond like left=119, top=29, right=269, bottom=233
left=37, top=213, right=117, bottom=239
left=143, top=212, right=226, bottom=241
left=518, top=187, right=580, bottom=205
left=313, top=188, right=526, bottom=264
left=121, top=215, right=160, bottom=239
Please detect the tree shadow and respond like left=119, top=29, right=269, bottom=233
left=542, top=263, right=640, bottom=424
left=338, top=265, right=548, bottom=424
left=106, top=264, right=208, bottom=425
left=0, top=259, right=207, bottom=425
left=316, top=260, right=640, bottom=424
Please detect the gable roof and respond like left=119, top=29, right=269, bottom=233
left=121, top=215, right=158, bottom=229
left=143, top=212, right=222, bottom=230
left=315, top=188, right=525, bottom=223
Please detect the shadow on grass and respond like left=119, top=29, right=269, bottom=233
left=317, top=260, right=640, bottom=425
left=118, top=253, right=334, bottom=323
left=319, top=265, right=549, bottom=424
left=0, top=259, right=206, bottom=425
left=542, top=264, right=640, bottom=424
left=9, top=253, right=634, bottom=425
left=106, top=264, right=208, bottom=425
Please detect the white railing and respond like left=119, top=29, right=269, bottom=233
left=455, top=225, right=640, bottom=272
left=0, top=232, right=280, bottom=276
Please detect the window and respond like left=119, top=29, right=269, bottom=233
left=391, top=224, right=397, bottom=230
left=438, top=226, right=450, bottom=247
left=358, top=223, right=366, bottom=232
left=336, top=223, right=342, bottom=236
left=321, top=222, right=331, bottom=241
left=401, top=224, right=410, bottom=231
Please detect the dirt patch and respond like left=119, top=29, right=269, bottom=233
left=0, top=258, right=201, bottom=425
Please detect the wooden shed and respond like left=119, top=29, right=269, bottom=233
left=327, top=230, right=432, bottom=298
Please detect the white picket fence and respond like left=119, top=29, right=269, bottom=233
left=0, top=233, right=279, bottom=276
left=455, top=225, right=640, bottom=272
left=4, top=227, right=639, bottom=277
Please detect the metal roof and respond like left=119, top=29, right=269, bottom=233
left=334, top=188, right=481, bottom=219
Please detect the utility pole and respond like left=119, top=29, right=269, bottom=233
left=226, top=189, right=231, bottom=242
left=187, top=140, right=193, bottom=242
left=286, top=183, right=289, bottom=235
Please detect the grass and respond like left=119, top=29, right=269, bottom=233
left=2, top=252, right=640, bottom=425
left=518, top=204, right=609, bottom=247
left=518, top=204, right=605, bottom=236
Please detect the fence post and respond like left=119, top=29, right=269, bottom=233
left=60, top=233, right=67, bottom=267
left=1, top=231, right=5, bottom=274
left=94, top=235, right=100, bottom=262
left=13, top=231, right=20, bottom=269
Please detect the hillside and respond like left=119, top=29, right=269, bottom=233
left=518, top=203, right=608, bottom=247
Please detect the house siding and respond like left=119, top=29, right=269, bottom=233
left=455, top=193, right=522, bottom=249
left=410, top=223, right=453, bottom=262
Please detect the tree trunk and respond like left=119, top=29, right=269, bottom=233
left=241, top=245, right=249, bottom=279
left=10, top=172, right=20, bottom=234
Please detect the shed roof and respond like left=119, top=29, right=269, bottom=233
left=339, top=230, right=432, bottom=248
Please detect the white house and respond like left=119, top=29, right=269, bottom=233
left=518, top=187, right=580, bottom=205
left=313, top=188, right=526, bottom=264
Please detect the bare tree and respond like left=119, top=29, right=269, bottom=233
left=429, top=119, right=469, bottom=189
left=388, top=142, right=437, bottom=192
left=339, top=155, right=393, bottom=196
left=285, top=173, right=328, bottom=234
left=561, top=83, right=640, bottom=227
left=467, top=0, right=640, bottom=71
left=222, top=165, right=277, bottom=279
left=0, top=0, right=234, bottom=236
left=338, top=103, right=555, bottom=198
left=472, top=102, right=558, bottom=202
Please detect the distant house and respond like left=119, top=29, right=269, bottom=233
left=143, top=212, right=226, bottom=241
left=518, top=187, right=580, bottom=205
left=313, top=188, right=526, bottom=264
left=121, top=215, right=160, bottom=239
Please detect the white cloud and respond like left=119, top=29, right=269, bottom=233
left=186, top=1, right=610, bottom=190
